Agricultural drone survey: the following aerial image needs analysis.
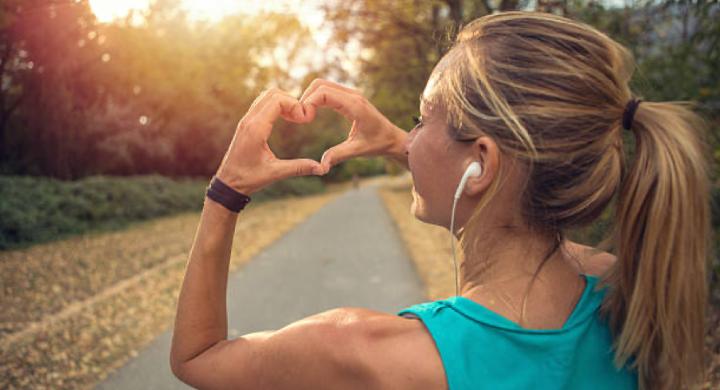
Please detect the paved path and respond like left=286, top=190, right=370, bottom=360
left=95, top=182, right=428, bottom=390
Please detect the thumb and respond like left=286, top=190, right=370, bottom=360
left=274, top=158, right=325, bottom=180
left=321, top=141, right=357, bottom=172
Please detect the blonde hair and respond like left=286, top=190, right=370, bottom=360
left=430, top=11, right=711, bottom=390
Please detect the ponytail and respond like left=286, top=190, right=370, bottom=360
left=598, top=102, right=712, bottom=390
left=430, top=12, right=712, bottom=388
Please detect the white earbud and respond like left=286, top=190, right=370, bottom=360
left=454, top=161, right=483, bottom=200
left=450, top=161, right=482, bottom=297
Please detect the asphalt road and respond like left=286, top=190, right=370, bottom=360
left=94, top=182, right=428, bottom=390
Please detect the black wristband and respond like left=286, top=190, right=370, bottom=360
left=205, top=176, right=251, bottom=213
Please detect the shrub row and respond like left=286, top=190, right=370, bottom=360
left=0, top=175, right=325, bottom=250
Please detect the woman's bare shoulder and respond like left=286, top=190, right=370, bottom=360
left=562, top=240, right=617, bottom=276
left=340, top=308, right=448, bottom=390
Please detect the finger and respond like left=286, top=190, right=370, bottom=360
left=249, top=88, right=307, bottom=123
left=321, top=140, right=361, bottom=172
left=302, top=85, right=363, bottom=122
left=300, top=80, right=363, bottom=121
left=248, top=92, right=306, bottom=138
left=246, top=89, right=270, bottom=116
left=272, top=158, right=325, bottom=180
left=272, top=90, right=308, bottom=123
left=299, top=78, right=362, bottom=104
left=280, top=100, right=308, bottom=123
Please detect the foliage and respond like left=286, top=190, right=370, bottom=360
left=320, top=157, right=387, bottom=183
left=319, top=0, right=549, bottom=131
left=2, top=0, right=718, bottom=273
left=0, top=0, right=350, bottom=179
left=321, top=0, right=449, bottom=131
left=252, top=176, right=325, bottom=202
left=0, top=174, right=325, bottom=250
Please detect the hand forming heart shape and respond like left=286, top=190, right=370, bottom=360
left=215, top=79, right=408, bottom=196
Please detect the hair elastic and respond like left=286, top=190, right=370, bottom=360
left=622, top=98, right=642, bottom=131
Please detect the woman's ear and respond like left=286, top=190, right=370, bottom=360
left=464, top=136, right=499, bottom=197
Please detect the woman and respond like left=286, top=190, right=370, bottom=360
left=169, top=11, right=711, bottom=390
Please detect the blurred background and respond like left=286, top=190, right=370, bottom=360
left=0, top=0, right=718, bottom=251
left=0, top=0, right=718, bottom=388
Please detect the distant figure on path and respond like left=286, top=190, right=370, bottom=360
left=352, top=173, right=359, bottom=189
left=169, top=11, right=711, bottom=390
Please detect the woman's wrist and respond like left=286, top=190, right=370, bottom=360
left=206, top=175, right=252, bottom=213
left=385, top=126, right=409, bottom=169
left=204, top=196, right=240, bottom=220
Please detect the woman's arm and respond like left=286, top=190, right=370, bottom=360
left=170, top=197, right=237, bottom=370
left=171, top=195, right=411, bottom=390
left=170, top=88, right=316, bottom=371
left=170, top=88, right=327, bottom=367
left=170, top=196, right=375, bottom=390
left=170, top=85, right=416, bottom=390
left=169, top=88, right=335, bottom=386
left=169, top=87, right=417, bottom=390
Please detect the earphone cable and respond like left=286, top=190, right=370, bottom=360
left=450, top=196, right=459, bottom=297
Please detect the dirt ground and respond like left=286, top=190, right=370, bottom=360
left=0, top=186, right=348, bottom=390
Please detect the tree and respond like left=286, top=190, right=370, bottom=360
left=0, top=0, right=345, bottom=179
left=319, top=0, right=520, bottom=131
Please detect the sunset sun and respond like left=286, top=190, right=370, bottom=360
left=88, top=0, right=150, bottom=22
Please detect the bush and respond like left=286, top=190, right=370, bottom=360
left=0, top=174, right=325, bottom=250
left=322, top=157, right=389, bottom=183
left=250, top=176, right=326, bottom=202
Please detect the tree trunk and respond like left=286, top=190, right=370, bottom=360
left=431, top=4, right=443, bottom=61
left=444, top=0, right=463, bottom=27
left=500, top=0, right=519, bottom=11
left=0, top=41, right=14, bottom=160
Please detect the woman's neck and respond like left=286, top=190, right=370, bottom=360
left=457, top=230, right=563, bottom=290
left=456, top=231, right=586, bottom=328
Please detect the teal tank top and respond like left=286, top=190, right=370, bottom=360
left=397, top=274, right=638, bottom=390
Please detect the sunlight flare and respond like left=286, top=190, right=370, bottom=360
left=89, top=0, right=272, bottom=23
left=89, top=0, right=151, bottom=23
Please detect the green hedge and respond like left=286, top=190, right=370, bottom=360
left=0, top=175, right=325, bottom=250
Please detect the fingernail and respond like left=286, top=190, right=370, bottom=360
left=313, top=167, right=324, bottom=176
